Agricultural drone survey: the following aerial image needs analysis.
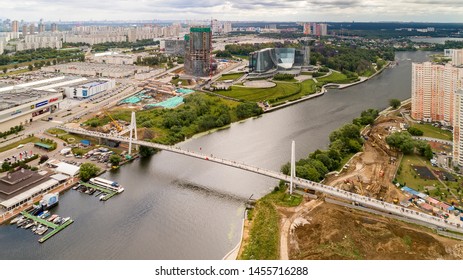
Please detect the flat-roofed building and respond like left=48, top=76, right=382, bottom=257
left=0, top=89, right=62, bottom=132
left=63, top=79, right=116, bottom=99
left=41, top=62, right=149, bottom=78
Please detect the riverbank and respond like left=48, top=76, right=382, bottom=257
left=263, top=62, right=391, bottom=113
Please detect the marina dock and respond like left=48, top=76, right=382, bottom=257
left=21, top=211, right=74, bottom=243
left=79, top=181, right=118, bottom=201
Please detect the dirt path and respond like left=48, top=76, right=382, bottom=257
left=279, top=199, right=323, bottom=260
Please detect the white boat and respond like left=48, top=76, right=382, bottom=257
left=10, top=215, right=23, bottom=225
left=99, top=194, right=106, bottom=201
left=24, top=222, right=35, bottom=229
left=61, top=217, right=71, bottom=224
left=47, top=214, right=58, bottom=222
left=90, top=177, right=124, bottom=193
left=52, top=216, right=61, bottom=223
left=72, top=185, right=79, bottom=190
left=38, top=228, right=48, bottom=235
left=39, top=211, right=49, bottom=219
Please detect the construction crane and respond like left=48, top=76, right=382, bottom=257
left=103, top=109, right=123, bottom=132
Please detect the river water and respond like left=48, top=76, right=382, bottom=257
left=0, top=51, right=433, bottom=259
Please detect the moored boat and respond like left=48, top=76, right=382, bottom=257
left=47, top=214, right=58, bottom=222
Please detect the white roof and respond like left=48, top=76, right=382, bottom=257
left=55, top=162, right=80, bottom=176
left=50, top=173, right=70, bottom=181
left=0, top=179, right=59, bottom=208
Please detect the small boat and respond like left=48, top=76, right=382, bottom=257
left=20, top=219, right=31, bottom=228
left=41, top=212, right=51, bottom=219
left=47, top=214, right=58, bottom=222
left=10, top=215, right=23, bottom=225
left=24, top=222, right=35, bottom=229
left=16, top=219, right=27, bottom=227
left=31, top=226, right=38, bottom=232
left=99, top=194, right=106, bottom=201
left=37, top=227, right=48, bottom=235
left=118, top=188, right=125, bottom=193
left=54, top=217, right=62, bottom=224
left=52, top=216, right=61, bottom=223
left=72, top=185, right=79, bottom=190
left=39, top=211, right=49, bottom=219
left=94, top=191, right=101, bottom=197
left=61, top=217, right=71, bottom=224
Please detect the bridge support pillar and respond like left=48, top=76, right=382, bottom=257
left=290, top=140, right=295, bottom=195
left=128, top=111, right=138, bottom=156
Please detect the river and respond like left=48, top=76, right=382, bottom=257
left=409, top=37, right=463, bottom=44
left=0, top=51, right=434, bottom=259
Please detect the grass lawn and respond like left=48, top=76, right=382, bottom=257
left=216, top=79, right=318, bottom=104
left=239, top=187, right=302, bottom=260
left=217, top=73, right=243, bottom=81
left=0, top=136, right=40, bottom=153
left=216, top=82, right=300, bottom=103
left=411, top=123, right=453, bottom=141
left=316, top=72, right=357, bottom=85
left=395, top=154, right=462, bottom=203
left=170, top=78, right=189, bottom=86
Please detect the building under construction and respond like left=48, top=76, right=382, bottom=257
left=184, top=27, right=212, bottom=77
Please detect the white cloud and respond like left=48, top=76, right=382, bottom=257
left=1, top=0, right=463, bottom=22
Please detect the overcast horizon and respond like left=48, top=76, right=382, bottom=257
left=1, top=0, right=463, bottom=23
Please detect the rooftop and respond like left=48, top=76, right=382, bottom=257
left=0, top=169, right=49, bottom=200
left=0, top=88, right=59, bottom=112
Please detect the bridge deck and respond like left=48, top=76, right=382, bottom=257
left=57, top=126, right=463, bottom=234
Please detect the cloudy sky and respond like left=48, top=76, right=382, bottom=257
left=1, top=0, right=463, bottom=22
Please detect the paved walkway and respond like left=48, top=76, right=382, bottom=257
left=57, top=126, right=463, bottom=233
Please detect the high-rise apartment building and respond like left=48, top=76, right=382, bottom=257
left=452, top=49, right=463, bottom=66
left=51, top=23, right=58, bottom=32
left=22, top=24, right=28, bottom=37
left=12, top=20, right=19, bottom=33
left=38, top=23, right=45, bottom=33
left=29, top=24, right=35, bottom=35
left=184, top=27, right=212, bottom=77
left=223, top=22, right=232, bottom=34
left=303, top=23, right=311, bottom=35
left=454, top=89, right=463, bottom=166
left=411, top=62, right=463, bottom=125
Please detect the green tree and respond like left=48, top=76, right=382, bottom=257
left=79, top=163, right=100, bottom=182
left=389, top=98, right=401, bottom=109
left=139, top=145, right=157, bottom=157
left=2, top=67, right=7, bottom=74
left=28, top=64, right=33, bottom=71
left=407, top=127, right=424, bottom=136
left=109, top=154, right=122, bottom=167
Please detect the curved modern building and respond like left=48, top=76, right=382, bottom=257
left=249, top=46, right=310, bottom=73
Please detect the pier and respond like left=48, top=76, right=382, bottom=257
left=21, top=211, right=74, bottom=243
left=78, top=181, right=118, bottom=201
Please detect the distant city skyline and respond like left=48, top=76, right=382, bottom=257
left=1, top=0, right=463, bottom=23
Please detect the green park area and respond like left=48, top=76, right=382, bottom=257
left=395, top=154, right=463, bottom=204
left=410, top=123, right=453, bottom=141
left=214, top=79, right=317, bottom=105
left=239, top=186, right=302, bottom=260
left=316, top=71, right=359, bottom=85
left=83, top=93, right=262, bottom=145
left=218, top=73, right=244, bottom=81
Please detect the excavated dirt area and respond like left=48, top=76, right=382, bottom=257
left=324, top=115, right=407, bottom=203
left=289, top=202, right=463, bottom=260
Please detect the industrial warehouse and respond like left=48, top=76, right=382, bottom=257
left=0, top=89, right=62, bottom=131
left=41, top=62, right=150, bottom=78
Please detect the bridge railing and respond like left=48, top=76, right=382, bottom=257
left=57, top=126, right=463, bottom=233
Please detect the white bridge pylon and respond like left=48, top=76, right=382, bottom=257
left=128, top=111, right=138, bottom=156
left=290, top=140, right=296, bottom=195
